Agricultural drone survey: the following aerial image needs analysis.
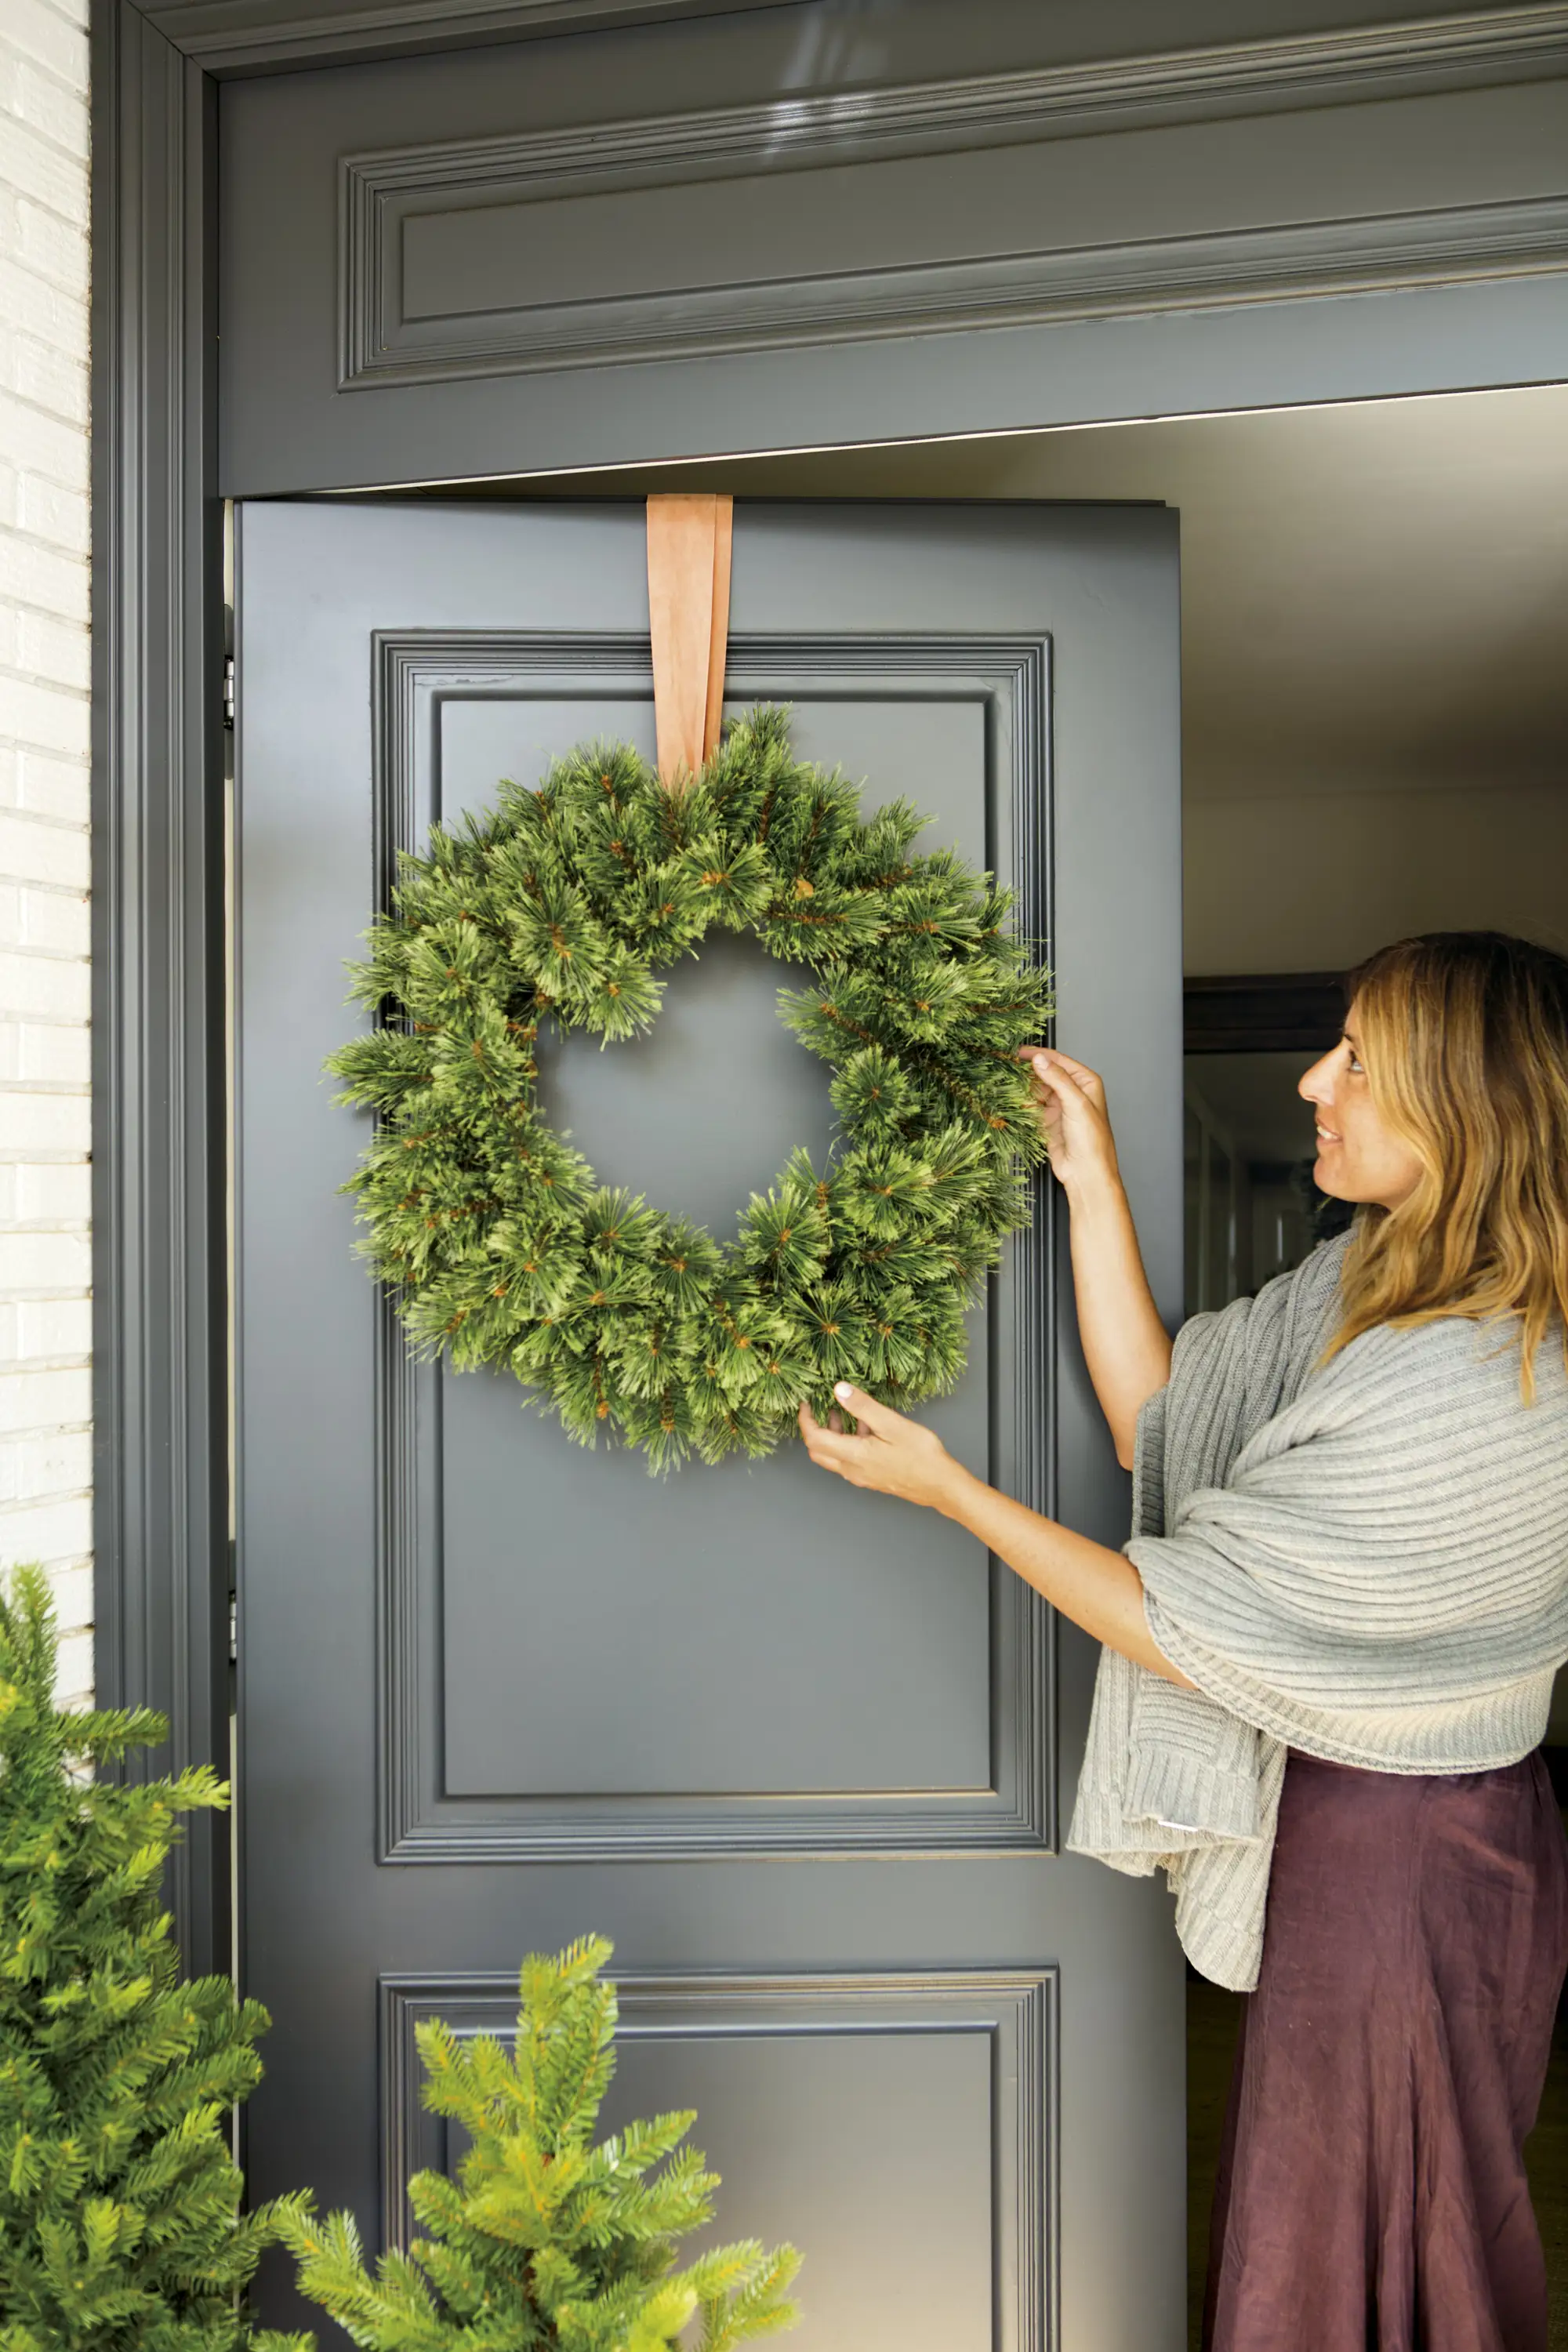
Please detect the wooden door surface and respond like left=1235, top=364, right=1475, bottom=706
left=234, top=497, right=1185, bottom=2349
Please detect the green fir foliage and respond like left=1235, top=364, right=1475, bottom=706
left=0, top=1564, right=310, bottom=2352
left=278, top=1935, right=800, bottom=2352
left=328, top=706, right=1054, bottom=1467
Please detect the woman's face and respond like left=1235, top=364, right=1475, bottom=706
left=1298, top=1000, right=1424, bottom=1210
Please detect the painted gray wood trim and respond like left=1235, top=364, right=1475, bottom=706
left=346, top=156, right=1568, bottom=386
left=89, top=0, right=230, bottom=1978
left=140, top=0, right=1568, bottom=95
left=336, top=10, right=1568, bottom=390
left=372, top=629, right=1054, bottom=1864
left=143, top=0, right=782, bottom=75
left=379, top=1964, right=1058, bottom=2350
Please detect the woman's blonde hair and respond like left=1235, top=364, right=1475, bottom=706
left=1325, top=931, right=1568, bottom=1396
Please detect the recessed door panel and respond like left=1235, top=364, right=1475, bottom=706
left=380, top=1969, right=1052, bottom=2352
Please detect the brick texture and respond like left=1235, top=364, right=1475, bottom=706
left=0, top=0, right=92, bottom=1704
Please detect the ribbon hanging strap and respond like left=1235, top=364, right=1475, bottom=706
left=647, top=494, right=733, bottom=787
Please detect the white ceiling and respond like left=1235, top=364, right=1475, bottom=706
left=530, top=383, right=1568, bottom=808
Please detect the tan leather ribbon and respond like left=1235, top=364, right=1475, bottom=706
left=647, top=493, right=733, bottom=788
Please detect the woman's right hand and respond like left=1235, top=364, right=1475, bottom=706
left=1019, top=1047, right=1123, bottom=1199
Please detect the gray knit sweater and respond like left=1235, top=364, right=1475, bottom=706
left=1066, top=1232, right=1568, bottom=1991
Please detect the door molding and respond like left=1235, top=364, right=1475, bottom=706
left=378, top=1963, right=1058, bottom=2351
left=91, top=0, right=1568, bottom=1964
left=144, top=0, right=784, bottom=75
left=139, top=0, right=1568, bottom=98
left=339, top=20, right=1568, bottom=390
left=347, top=155, right=1568, bottom=388
left=90, top=0, right=227, bottom=1976
left=366, top=629, right=1054, bottom=1864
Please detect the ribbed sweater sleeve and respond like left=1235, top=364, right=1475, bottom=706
left=1137, top=1315, right=1568, bottom=1763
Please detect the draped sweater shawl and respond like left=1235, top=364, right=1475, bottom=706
left=1066, top=1232, right=1568, bottom=1991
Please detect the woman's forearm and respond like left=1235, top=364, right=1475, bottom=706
left=1022, top=1050, right=1172, bottom=1465
left=1062, top=1176, right=1174, bottom=1468
left=797, top=1381, right=1192, bottom=1686
left=937, top=1460, right=1192, bottom=1686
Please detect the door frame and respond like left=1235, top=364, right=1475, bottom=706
left=89, top=0, right=1568, bottom=1969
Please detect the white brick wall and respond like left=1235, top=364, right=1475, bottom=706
left=0, top=0, right=93, bottom=1705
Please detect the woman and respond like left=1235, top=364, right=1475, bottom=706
left=799, top=929, right=1568, bottom=2352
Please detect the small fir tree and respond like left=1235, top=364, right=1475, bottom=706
left=0, top=1563, right=309, bottom=2352
left=279, top=1935, right=800, bottom=2351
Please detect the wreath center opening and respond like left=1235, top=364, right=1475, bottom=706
left=532, top=931, right=833, bottom=1237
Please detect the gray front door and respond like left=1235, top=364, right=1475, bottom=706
left=235, top=498, right=1185, bottom=2350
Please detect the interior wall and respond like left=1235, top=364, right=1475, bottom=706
left=1185, top=779, right=1568, bottom=975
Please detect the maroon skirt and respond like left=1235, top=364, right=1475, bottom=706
left=1206, top=1748, right=1568, bottom=2352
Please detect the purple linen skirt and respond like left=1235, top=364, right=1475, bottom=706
left=1205, top=1748, right=1568, bottom=2352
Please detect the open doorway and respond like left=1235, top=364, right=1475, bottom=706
left=391, top=379, right=1568, bottom=2338
left=1145, top=391, right=1568, bottom=2349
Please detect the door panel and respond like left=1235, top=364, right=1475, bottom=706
left=440, top=1364, right=995, bottom=1799
left=431, top=691, right=990, bottom=1806
left=236, top=498, right=1184, bottom=2349
left=383, top=1969, right=1047, bottom=2352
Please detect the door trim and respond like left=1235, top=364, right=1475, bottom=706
left=137, top=0, right=1568, bottom=102
left=90, top=0, right=227, bottom=1976
left=91, top=0, right=1568, bottom=1965
left=344, top=168, right=1568, bottom=391
left=378, top=1962, right=1058, bottom=2351
left=364, top=628, right=1054, bottom=1864
left=144, top=0, right=785, bottom=76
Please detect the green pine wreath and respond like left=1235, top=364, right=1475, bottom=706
left=329, top=707, right=1053, bottom=1470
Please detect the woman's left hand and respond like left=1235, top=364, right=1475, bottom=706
left=797, top=1383, right=970, bottom=1514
